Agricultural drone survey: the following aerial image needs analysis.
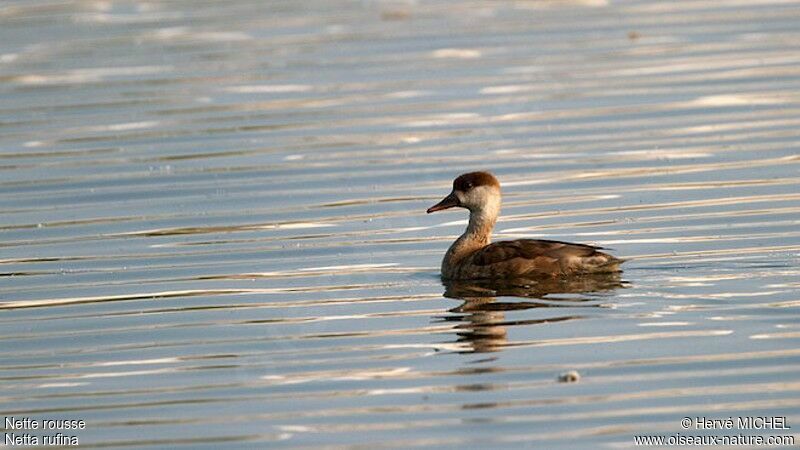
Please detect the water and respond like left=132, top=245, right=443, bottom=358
left=2, top=0, right=800, bottom=448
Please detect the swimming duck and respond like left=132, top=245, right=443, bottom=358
left=427, top=171, right=623, bottom=279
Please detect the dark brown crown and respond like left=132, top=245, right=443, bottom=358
left=453, top=171, right=500, bottom=192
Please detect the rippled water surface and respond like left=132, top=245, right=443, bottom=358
left=2, top=0, right=800, bottom=448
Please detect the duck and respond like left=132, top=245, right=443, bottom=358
left=427, top=171, right=623, bottom=280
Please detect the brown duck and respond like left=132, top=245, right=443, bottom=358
left=427, top=171, right=623, bottom=279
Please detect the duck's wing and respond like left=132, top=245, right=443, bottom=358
left=469, top=239, right=621, bottom=275
left=470, top=239, right=599, bottom=265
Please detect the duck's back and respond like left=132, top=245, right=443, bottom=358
left=445, top=239, right=622, bottom=279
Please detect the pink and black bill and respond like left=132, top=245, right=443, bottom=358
left=427, top=191, right=460, bottom=213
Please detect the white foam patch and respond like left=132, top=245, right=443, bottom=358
left=224, top=84, right=313, bottom=93
left=399, top=112, right=481, bottom=127
left=298, top=263, right=398, bottom=272
left=80, top=121, right=160, bottom=133
left=75, top=11, right=184, bottom=24
left=36, top=382, right=88, bottom=388
left=480, top=85, right=534, bottom=94
left=685, top=94, right=788, bottom=107
left=193, top=31, right=251, bottom=42
left=384, top=90, right=429, bottom=99
left=146, top=27, right=251, bottom=42
left=637, top=322, right=692, bottom=327
left=13, top=66, right=171, bottom=85
left=430, top=48, right=482, bottom=59
left=610, top=150, right=712, bottom=159
left=502, top=65, right=543, bottom=74
left=260, top=222, right=334, bottom=230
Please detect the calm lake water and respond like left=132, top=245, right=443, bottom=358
left=2, top=0, right=800, bottom=448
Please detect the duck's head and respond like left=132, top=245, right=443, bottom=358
left=427, top=171, right=501, bottom=214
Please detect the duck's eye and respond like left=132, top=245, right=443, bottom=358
left=465, top=182, right=473, bottom=190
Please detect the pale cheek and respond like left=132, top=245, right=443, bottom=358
left=469, top=189, right=487, bottom=204
left=460, top=192, right=477, bottom=208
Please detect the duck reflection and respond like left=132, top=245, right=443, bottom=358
left=440, top=273, right=626, bottom=353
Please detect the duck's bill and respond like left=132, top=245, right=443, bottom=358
left=427, top=192, right=460, bottom=213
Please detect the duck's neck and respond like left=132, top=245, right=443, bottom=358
left=443, top=204, right=499, bottom=271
